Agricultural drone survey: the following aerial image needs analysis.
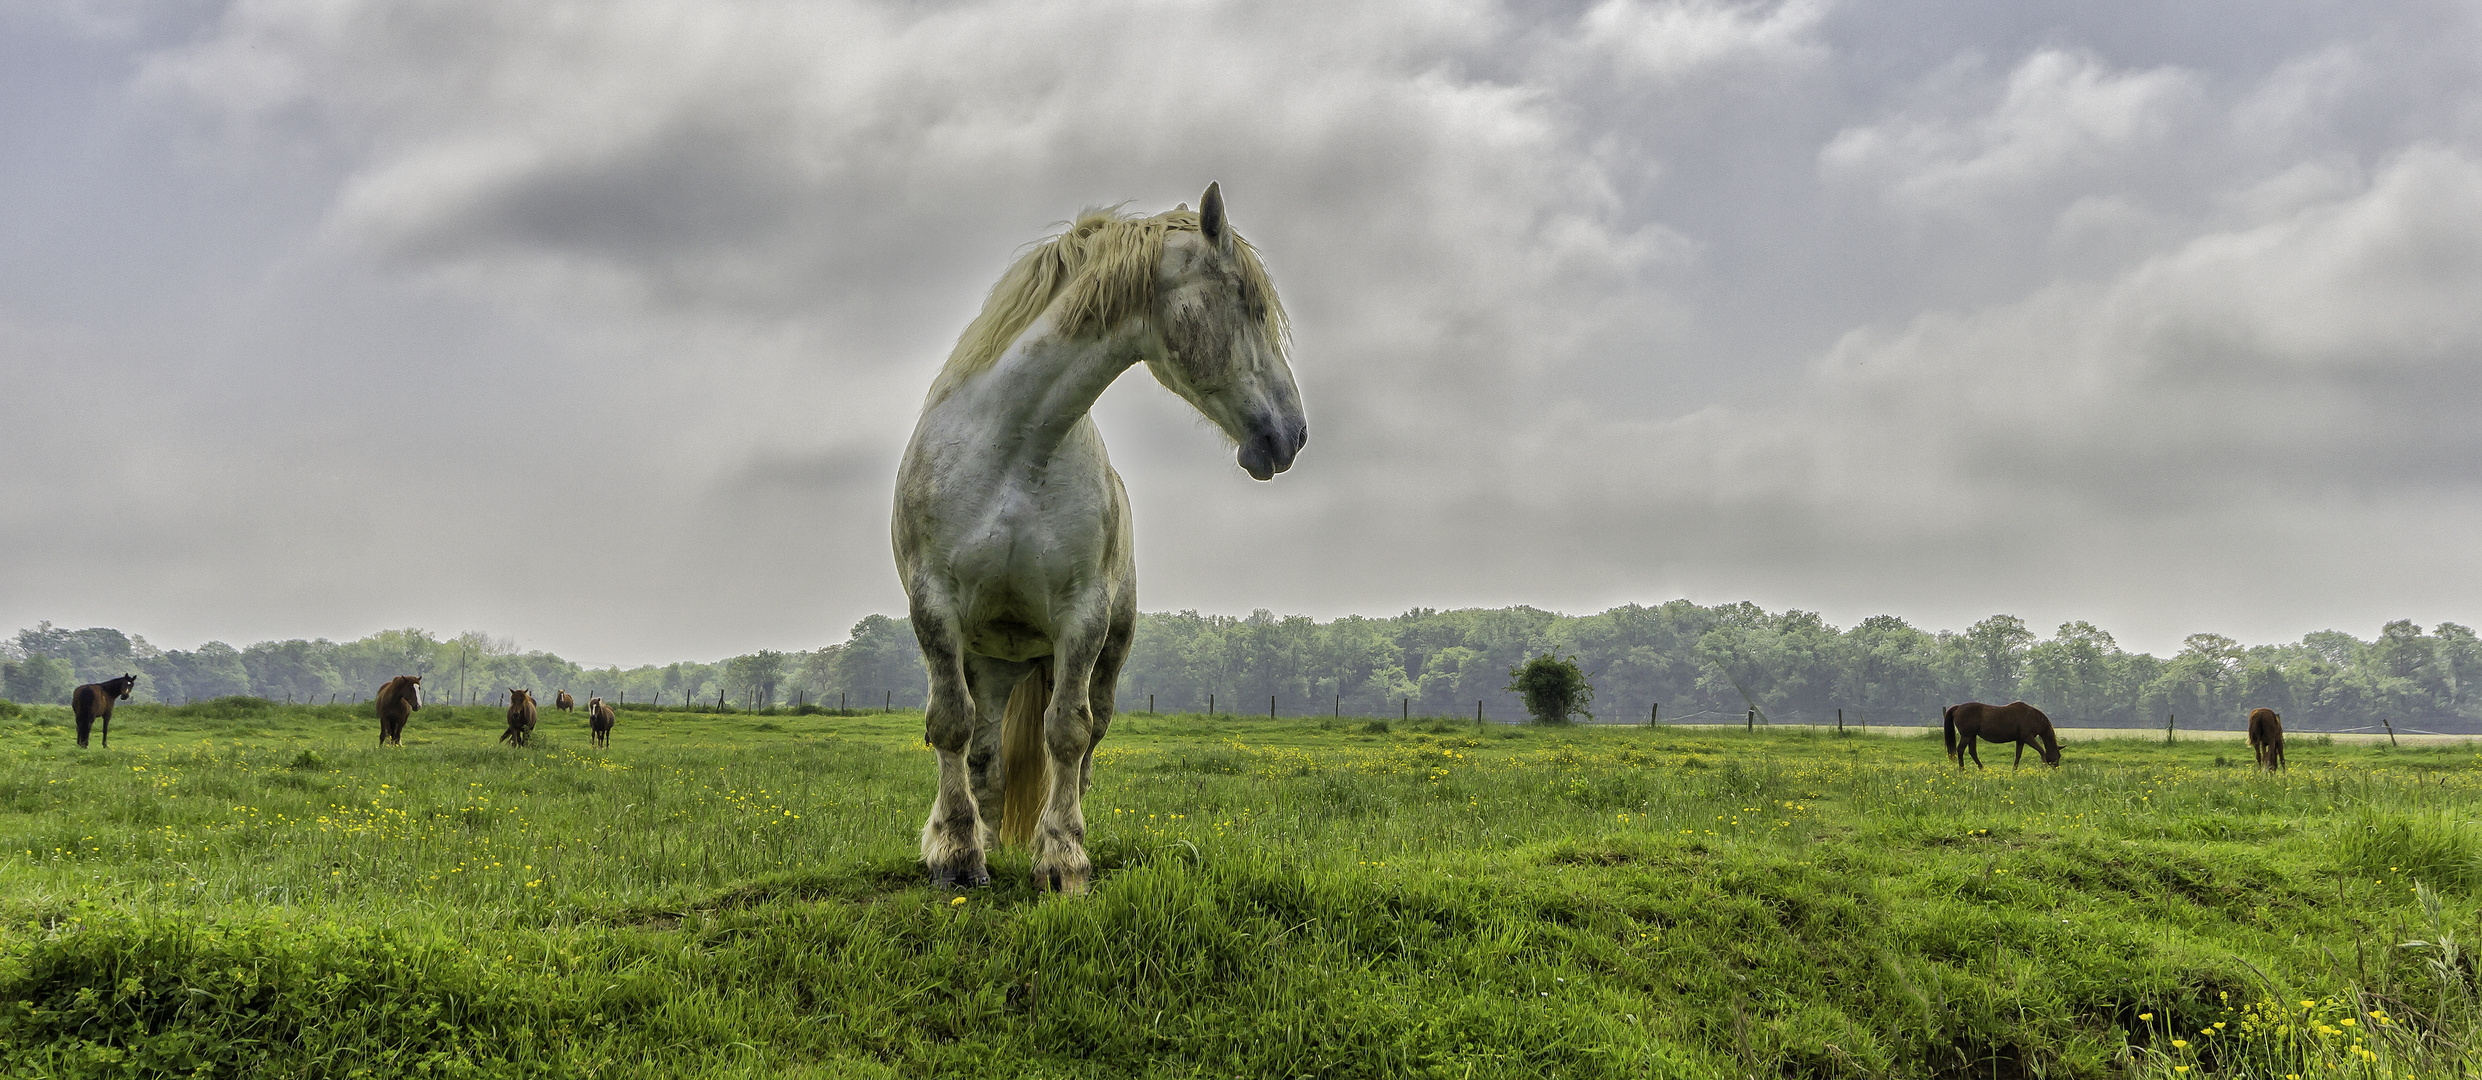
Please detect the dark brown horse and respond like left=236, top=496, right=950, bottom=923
left=555, top=691, right=575, bottom=713
left=587, top=696, right=615, bottom=749
left=1944, top=701, right=2061, bottom=769
left=376, top=675, right=422, bottom=745
left=2248, top=707, right=2285, bottom=771
left=501, top=689, right=538, bottom=747
left=72, top=673, right=137, bottom=749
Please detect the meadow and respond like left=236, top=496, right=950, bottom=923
left=2, top=698, right=2479, bottom=1079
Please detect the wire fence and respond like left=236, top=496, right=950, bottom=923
left=140, top=688, right=2482, bottom=738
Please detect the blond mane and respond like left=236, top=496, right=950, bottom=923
left=924, top=205, right=1288, bottom=407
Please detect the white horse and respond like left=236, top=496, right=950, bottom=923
left=895, top=183, right=1305, bottom=892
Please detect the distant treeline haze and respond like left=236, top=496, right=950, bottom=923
left=4, top=604, right=2475, bottom=728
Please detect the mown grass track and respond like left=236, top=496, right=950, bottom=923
left=2, top=699, right=2479, bottom=1078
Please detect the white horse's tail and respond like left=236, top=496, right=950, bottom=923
left=999, top=665, right=1054, bottom=847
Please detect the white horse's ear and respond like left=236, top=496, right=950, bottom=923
left=1174, top=203, right=1189, bottom=212
left=1199, top=182, right=1225, bottom=246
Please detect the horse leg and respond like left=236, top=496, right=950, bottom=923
left=1031, top=624, right=1110, bottom=894
left=100, top=713, right=108, bottom=749
left=2014, top=740, right=2026, bottom=769
left=1966, top=738, right=1983, bottom=770
left=914, top=607, right=989, bottom=889
left=1078, top=595, right=1137, bottom=798
left=962, top=654, right=1034, bottom=850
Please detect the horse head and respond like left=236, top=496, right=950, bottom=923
left=1144, top=182, right=1306, bottom=481
left=113, top=673, right=136, bottom=699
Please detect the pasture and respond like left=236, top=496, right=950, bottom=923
left=2, top=699, right=2479, bottom=1078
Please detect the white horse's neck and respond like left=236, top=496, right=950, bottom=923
left=929, top=316, right=1148, bottom=466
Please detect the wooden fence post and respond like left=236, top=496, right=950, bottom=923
left=2381, top=715, right=2398, bottom=747
left=1837, top=708, right=1843, bottom=733
left=2165, top=712, right=2175, bottom=745
left=1209, top=693, right=1215, bottom=717
left=1475, top=700, right=1484, bottom=728
left=1650, top=702, right=1659, bottom=726
left=1746, top=707, right=1754, bottom=732
left=1271, top=694, right=1276, bottom=719
left=1402, top=697, right=1408, bottom=722
left=1149, top=694, right=1155, bottom=713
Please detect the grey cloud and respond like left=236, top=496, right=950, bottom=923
left=8, top=0, right=2482, bottom=665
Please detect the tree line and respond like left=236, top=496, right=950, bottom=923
left=7, top=603, right=2478, bottom=729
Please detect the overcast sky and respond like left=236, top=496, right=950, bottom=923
left=5, top=0, right=2480, bottom=666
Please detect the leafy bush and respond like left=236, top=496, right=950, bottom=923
left=1506, top=654, right=1593, bottom=724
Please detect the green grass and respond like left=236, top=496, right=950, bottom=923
left=2, top=700, right=2479, bottom=1078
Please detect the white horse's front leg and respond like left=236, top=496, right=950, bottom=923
left=913, top=608, right=989, bottom=889
left=963, top=654, right=1037, bottom=850
left=1032, top=628, right=1108, bottom=894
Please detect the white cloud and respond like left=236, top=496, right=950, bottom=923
left=1821, top=49, right=2201, bottom=218
left=1569, top=0, right=1829, bottom=85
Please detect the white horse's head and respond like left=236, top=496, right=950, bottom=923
left=1144, top=183, right=1307, bottom=481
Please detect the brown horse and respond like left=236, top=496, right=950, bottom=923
left=72, top=673, right=137, bottom=749
left=1944, top=700, right=2061, bottom=769
left=2248, top=707, right=2285, bottom=771
left=556, top=691, right=575, bottom=713
left=587, top=696, right=615, bottom=749
left=376, top=675, right=422, bottom=745
left=501, top=689, right=538, bottom=747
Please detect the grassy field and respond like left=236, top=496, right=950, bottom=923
left=2, top=697, right=2479, bottom=1078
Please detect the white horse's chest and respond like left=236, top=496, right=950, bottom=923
left=902, top=407, right=1125, bottom=661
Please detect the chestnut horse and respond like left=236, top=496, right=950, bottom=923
left=376, top=675, right=422, bottom=746
left=500, top=689, right=538, bottom=747
left=556, top=691, right=575, bottom=713
left=2248, top=707, right=2285, bottom=771
left=72, top=673, right=137, bottom=749
left=587, top=696, right=615, bottom=749
left=1944, top=701, right=2061, bottom=769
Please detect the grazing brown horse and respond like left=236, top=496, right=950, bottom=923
left=2248, top=707, right=2285, bottom=771
left=72, top=673, right=137, bottom=749
left=376, top=675, right=422, bottom=745
left=555, top=691, right=575, bottom=713
left=501, top=689, right=538, bottom=747
left=587, top=696, right=615, bottom=749
left=1944, top=701, right=2061, bottom=769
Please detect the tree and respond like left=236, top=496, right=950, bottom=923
left=1961, top=615, right=2035, bottom=703
left=728, top=651, right=789, bottom=709
left=1507, top=653, right=1593, bottom=724
left=832, top=615, right=924, bottom=707
left=796, top=646, right=841, bottom=700
left=3, top=655, right=76, bottom=704
left=2025, top=621, right=2122, bottom=722
left=13, top=623, right=135, bottom=687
